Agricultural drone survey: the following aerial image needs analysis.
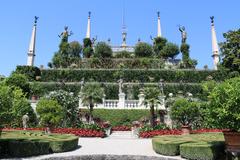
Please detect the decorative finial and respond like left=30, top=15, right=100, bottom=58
left=34, top=16, right=39, bottom=25
left=210, top=16, right=214, bottom=24
left=138, top=38, right=141, bottom=42
left=157, top=11, right=160, bottom=18
left=88, top=11, right=91, bottom=18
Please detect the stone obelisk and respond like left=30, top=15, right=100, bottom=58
left=27, top=16, right=38, bottom=66
left=86, top=12, right=91, bottom=39
left=211, top=16, right=220, bottom=70
left=157, top=11, right=162, bottom=37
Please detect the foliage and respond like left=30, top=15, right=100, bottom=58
left=143, top=87, right=162, bottom=127
left=13, top=66, right=41, bottom=81
left=135, top=42, right=154, bottom=57
left=0, top=85, right=36, bottom=128
left=208, top=77, right=240, bottom=131
left=113, top=51, right=134, bottom=58
left=170, top=98, right=200, bottom=126
left=91, top=109, right=149, bottom=126
left=153, top=37, right=168, bottom=56
left=220, top=29, right=240, bottom=72
left=68, top=41, right=82, bottom=57
left=36, top=98, right=64, bottom=128
left=140, top=123, right=169, bottom=132
left=201, top=80, right=217, bottom=101
left=47, top=90, right=79, bottom=127
left=40, top=69, right=226, bottom=83
left=30, top=82, right=44, bottom=96
left=180, top=43, right=197, bottom=69
left=5, top=73, right=30, bottom=97
left=83, top=38, right=93, bottom=58
left=94, top=42, right=113, bottom=58
left=81, top=82, right=105, bottom=118
left=160, top=43, right=180, bottom=59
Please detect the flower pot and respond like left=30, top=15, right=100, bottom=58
left=223, top=131, right=240, bottom=151
left=31, top=95, right=38, bottom=101
left=181, top=125, right=191, bottom=135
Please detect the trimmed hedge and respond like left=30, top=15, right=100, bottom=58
left=40, top=69, right=227, bottom=83
left=0, top=131, right=79, bottom=158
left=152, top=133, right=225, bottom=160
left=180, top=142, right=225, bottom=160
left=14, top=65, right=41, bottom=81
left=36, top=82, right=203, bottom=100
left=91, top=109, right=150, bottom=126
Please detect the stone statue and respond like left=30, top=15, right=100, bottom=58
left=80, top=78, right=85, bottom=91
left=22, top=113, right=29, bottom=130
left=118, top=79, right=124, bottom=94
left=58, top=26, right=73, bottom=43
left=179, top=26, right=187, bottom=43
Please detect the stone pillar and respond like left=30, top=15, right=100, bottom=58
left=27, top=16, right=38, bottom=66
left=118, top=93, right=125, bottom=109
left=211, top=16, right=220, bottom=70
left=157, top=11, right=162, bottom=37
left=86, top=12, right=91, bottom=39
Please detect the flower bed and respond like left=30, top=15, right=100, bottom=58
left=111, top=126, right=131, bottom=131
left=191, top=128, right=224, bottom=134
left=3, top=128, right=105, bottom=138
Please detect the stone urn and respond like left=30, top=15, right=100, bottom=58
left=181, top=125, right=192, bottom=135
left=223, top=131, right=240, bottom=151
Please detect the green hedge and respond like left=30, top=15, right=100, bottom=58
left=91, top=109, right=150, bottom=126
left=49, top=137, right=79, bottom=153
left=180, top=142, right=225, bottom=160
left=36, top=82, right=203, bottom=100
left=40, top=69, right=227, bottom=83
left=13, top=65, right=41, bottom=81
left=152, top=133, right=225, bottom=159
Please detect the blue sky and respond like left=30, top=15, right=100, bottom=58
left=0, top=0, right=240, bottom=76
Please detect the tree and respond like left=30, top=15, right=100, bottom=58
left=36, top=98, right=64, bottom=132
left=69, top=41, right=82, bottom=57
left=80, top=83, right=105, bottom=121
left=94, top=42, right=113, bottom=58
left=153, top=37, right=168, bottom=56
left=143, top=87, right=161, bottom=128
left=180, top=43, right=197, bottom=69
left=135, top=42, right=154, bottom=57
left=83, top=38, right=94, bottom=58
left=5, top=73, right=30, bottom=97
left=170, top=98, right=200, bottom=127
left=48, top=90, right=79, bottom=127
left=160, top=43, right=180, bottom=59
left=220, top=29, right=240, bottom=72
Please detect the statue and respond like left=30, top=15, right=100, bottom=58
left=80, top=78, right=85, bottom=91
left=22, top=113, right=29, bottom=130
left=210, top=16, right=214, bottom=24
left=118, top=79, right=124, bottom=94
left=58, top=26, right=73, bottom=43
left=179, top=26, right=187, bottom=43
left=34, top=16, right=39, bottom=25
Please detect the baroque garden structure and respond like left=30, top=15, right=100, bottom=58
left=25, top=12, right=222, bottom=125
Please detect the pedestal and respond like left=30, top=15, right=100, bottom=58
left=118, top=93, right=125, bottom=109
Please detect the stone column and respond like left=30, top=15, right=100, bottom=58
left=86, top=12, right=91, bottom=39
left=157, top=11, right=162, bottom=37
left=211, top=16, right=220, bottom=70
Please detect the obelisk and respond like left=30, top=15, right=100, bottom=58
left=211, top=16, right=220, bottom=70
left=157, top=11, right=162, bottom=37
left=86, top=12, right=91, bottom=39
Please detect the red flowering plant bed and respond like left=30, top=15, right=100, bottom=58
left=3, top=127, right=105, bottom=138
left=191, top=128, right=224, bottom=134
left=112, top=126, right=131, bottom=131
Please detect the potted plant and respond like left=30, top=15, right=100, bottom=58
left=170, top=98, right=199, bottom=134
left=208, top=77, right=240, bottom=151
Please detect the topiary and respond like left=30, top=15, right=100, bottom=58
left=94, top=42, right=113, bottom=58
left=135, top=42, right=154, bottom=57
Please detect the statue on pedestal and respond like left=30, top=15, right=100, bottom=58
left=179, top=26, right=187, bottom=43
left=118, top=79, right=124, bottom=94
left=22, top=113, right=29, bottom=130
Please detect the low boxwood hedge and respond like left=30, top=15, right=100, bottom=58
left=152, top=133, right=225, bottom=159
left=0, top=131, right=79, bottom=158
left=180, top=142, right=225, bottom=160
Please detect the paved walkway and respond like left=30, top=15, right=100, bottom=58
left=23, top=132, right=183, bottom=160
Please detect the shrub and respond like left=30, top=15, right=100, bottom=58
left=208, top=77, right=240, bottom=131
left=160, top=43, right=180, bottom=59
left=180, top=142, right=225, bottom=160
left=94, top=42, right=113, bottom=58
left=36, top=99, right=64, bottom=128
left=170, top=98, right=200, bottom=126
left=153, top=37, right=168, bottom=56
left=13, top=66, right=41, bottom=81
left=114, top=51, right=133, bottom=58
left=135, top=42, right=153, bottom=57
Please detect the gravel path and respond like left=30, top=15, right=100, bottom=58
left=24, top=138, right=183, bottom=160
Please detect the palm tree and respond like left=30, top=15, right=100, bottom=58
left=80, top=83, right=104, bottom=122
left=142, top=87, right=161, bottom=128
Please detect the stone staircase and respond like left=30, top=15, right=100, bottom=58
left=107, top=131, right=138, bottom=139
